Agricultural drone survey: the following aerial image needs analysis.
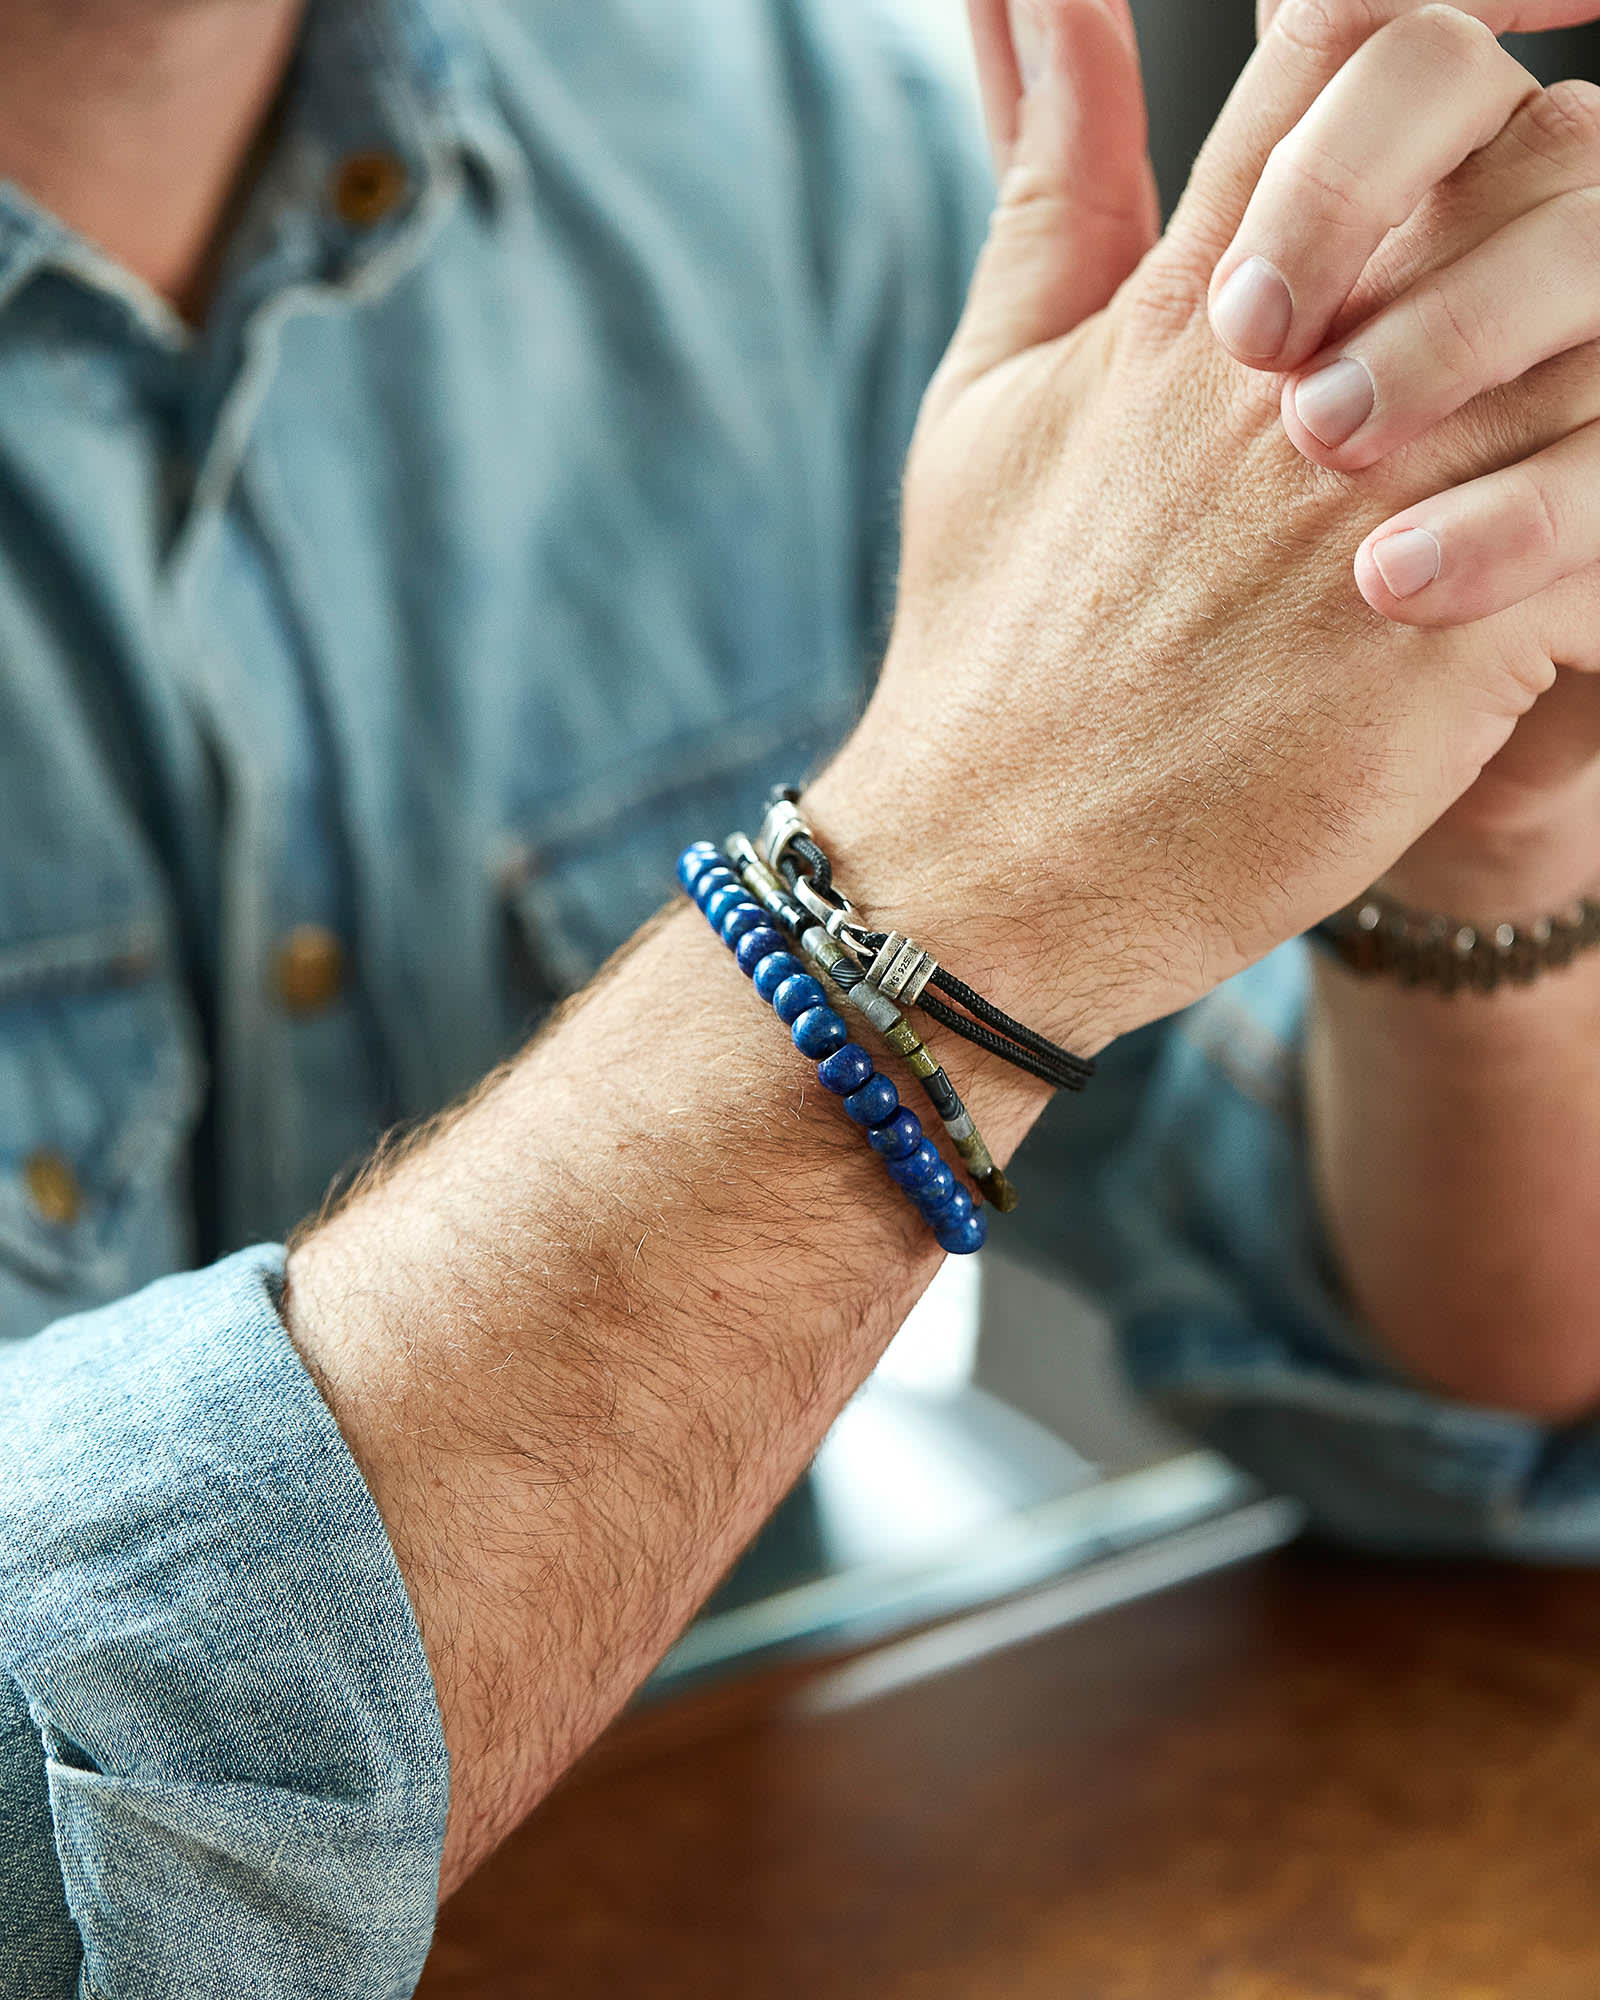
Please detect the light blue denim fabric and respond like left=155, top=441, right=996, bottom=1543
left=2, top=0, right=1597, bottom=1988
left=0, top=1248, right=448, bottom=1997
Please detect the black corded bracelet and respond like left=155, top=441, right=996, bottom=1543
left=760, top=789, right=1096, bottom=1096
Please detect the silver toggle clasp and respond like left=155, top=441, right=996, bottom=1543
left=792, top=872, right=873, bottom=955
left=757, top=796, right=814, bottom=879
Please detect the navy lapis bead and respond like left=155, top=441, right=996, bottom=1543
left=719, top=902, right=768, bottom=948
left=752, top=951, right=806, bottom=1003
left=844, top=1076, right=899, bottom=1128
left=887, top=1140, right=943, bottom=1193
left=913, top=1160, right=957, bottom=1212
left=935, top=1210, right=989, bottom=1257
left=772, top=973, right=828, bottom=1025
left=692, top=866, right=737, bottom=910
left=735, top=927, right=789, bottom=977
left=677, top=843, right=721, bottom=891
left=792, top=1006, right=848, bottom=1060
left=817, top=1044, right=875, bottom=1097
left=921, top=1183, right=975, bottom=1231
left=704, top=883, right=749, bottom=930
left=868, top=1109, right=923, bottom=1161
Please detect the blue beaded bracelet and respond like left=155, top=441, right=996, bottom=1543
left=679, top=842, right=987, bottom=1256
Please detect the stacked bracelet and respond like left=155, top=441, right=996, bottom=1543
left=722, top=834, right=1019, bottom=1213
left=757, top=791, right=1095, bottom=1098
left=678, top=842, right=988, bottom=1256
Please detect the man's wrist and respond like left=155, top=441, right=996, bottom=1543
left=799, top=746, right=1148, bottom=1068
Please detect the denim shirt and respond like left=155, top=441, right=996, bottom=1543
left=2, top=0, right=1597, bottom=1990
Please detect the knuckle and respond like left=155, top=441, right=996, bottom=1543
left=1515, top=78, right=1600, bottom=164
left=1504, top=465, right=1565, bottom=567
left=1555, top=184, right=1600, bottom=268
left=1401, top=2, right=1500, bottom=70
left=1131, top=247, right=1211, bottom=341
left=1408, top=279, right=1496, bottom=391
left=1267, top=0, right=1345, bottom=56
left=1266, top=136, right=1375, bottom=233
left=1269, top=0, right=1389, bottom=62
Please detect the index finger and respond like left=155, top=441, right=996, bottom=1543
left=1168, top=0, right=1600, bottom=276
left=1210, top=10, right=1539, bottom=370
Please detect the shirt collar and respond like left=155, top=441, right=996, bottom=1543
left=0, top=0, right=524, bottom=333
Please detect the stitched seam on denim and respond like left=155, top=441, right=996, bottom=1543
left=0, top=1664, right=94, bottom=1992
left=0, top=958, right=202, bottom=1289
left=0, top=922, right=163, bottom=1008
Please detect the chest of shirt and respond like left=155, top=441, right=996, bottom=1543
left=0, top=173, right=871, bottom=1332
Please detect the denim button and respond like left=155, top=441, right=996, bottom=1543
left=273, top=926, right=347, bottom=1014
left=24, top=1151, right=82, bottom=1228
left=331, top=151, right=409, bottom=227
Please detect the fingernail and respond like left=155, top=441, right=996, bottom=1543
left=1010, top=0, right=1047, bottom=88
left=1294, top=357, right=1375, bottom=449
left=1210, top=257, right=1293, bottom=362
left=1372, top=528, right=1441, bottom=600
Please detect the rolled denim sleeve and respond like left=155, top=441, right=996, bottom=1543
left=0, top=1247, right=450, bottom=1999
left=1012, top=945, right=1600, bottom=1560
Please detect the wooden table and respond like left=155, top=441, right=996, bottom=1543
left=419, top=1547, right=1600, bottom=1998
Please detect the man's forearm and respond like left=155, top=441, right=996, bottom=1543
left=283, top=888, right=1054, bottom=1895
left=1307, top=950, right=1600, bottom=1422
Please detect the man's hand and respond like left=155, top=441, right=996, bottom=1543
left=1191, top=0, right=1600, bottom=1418
left=1200, top=1, right=1600, bottom=916
left=1213, top=1, right=1600, bottom=917
left=811, top=0, right=1600, bottom=1051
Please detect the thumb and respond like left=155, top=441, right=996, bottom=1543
left=945, top=0, right=1160, bottom=394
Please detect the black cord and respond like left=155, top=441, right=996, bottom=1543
left=925, top=965, right=1095, bottom=1092
left=918, top=992, right=1093, bottom=1094
left=785, top=834, right=832, bottom=897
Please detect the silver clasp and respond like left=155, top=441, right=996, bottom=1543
left=757, top=797, right=814, bottom=879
